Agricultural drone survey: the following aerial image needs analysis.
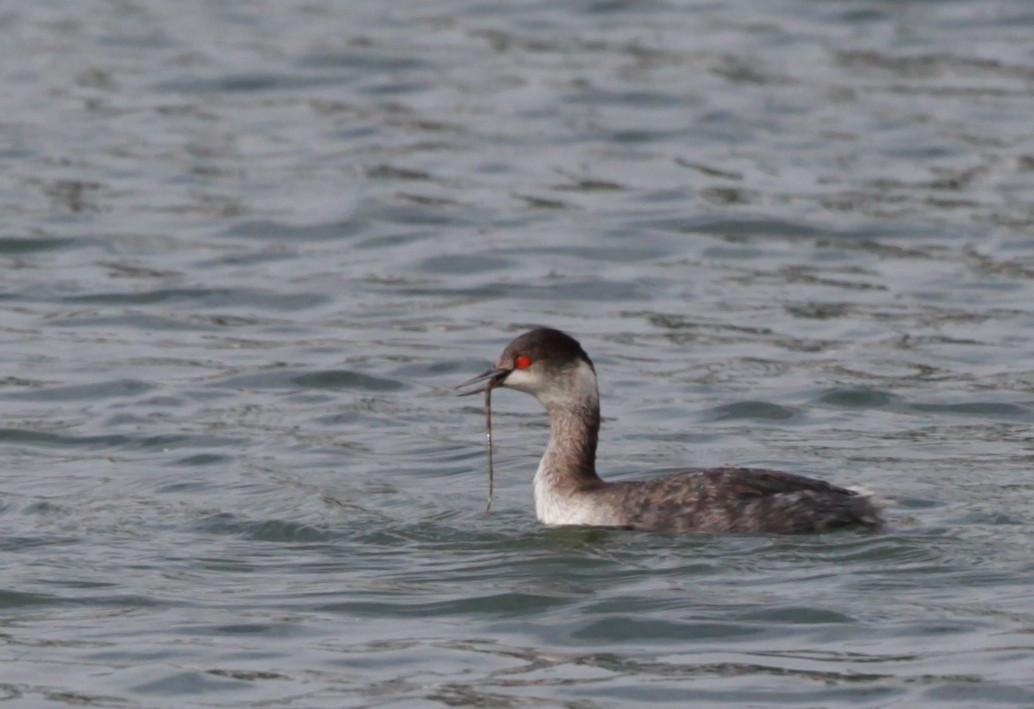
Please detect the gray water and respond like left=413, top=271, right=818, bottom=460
left=3, top=0, right=1034, bottom=706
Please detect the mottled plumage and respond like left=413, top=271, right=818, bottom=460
left=459, top=327, right=883, bottom=534
left=576, top=468, right=880, bottom=533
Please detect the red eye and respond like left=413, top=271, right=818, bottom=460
left=514, top=355, right=532, bottom=369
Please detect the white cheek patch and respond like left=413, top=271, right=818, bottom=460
left=516, top=359, right=599, bottom=409
left=542, top=360, right=597, bottom=404
left=503, top=366, right=541, bottom=392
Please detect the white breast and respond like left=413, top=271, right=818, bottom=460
left=533, top=457, right=618, bottom=527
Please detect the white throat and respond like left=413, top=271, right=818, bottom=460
left=525, top=359, right=614, bottom=527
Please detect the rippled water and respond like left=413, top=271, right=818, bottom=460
left=3, top=0, right=1034, bottom=706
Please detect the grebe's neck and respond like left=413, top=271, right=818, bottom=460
left=540, top=398, right=601, bottom=484
left=532, top=360, right=604, bottom=524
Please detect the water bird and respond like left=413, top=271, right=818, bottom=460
left=458, top=328, right=882, bottom=533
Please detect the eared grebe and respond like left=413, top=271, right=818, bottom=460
left=458, top=328, right=882, bottom=533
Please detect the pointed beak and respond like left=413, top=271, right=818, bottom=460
left=455, top=367, right=509, bottom=397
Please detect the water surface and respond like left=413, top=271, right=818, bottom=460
left=3, top=0, right=1034, bottom=706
